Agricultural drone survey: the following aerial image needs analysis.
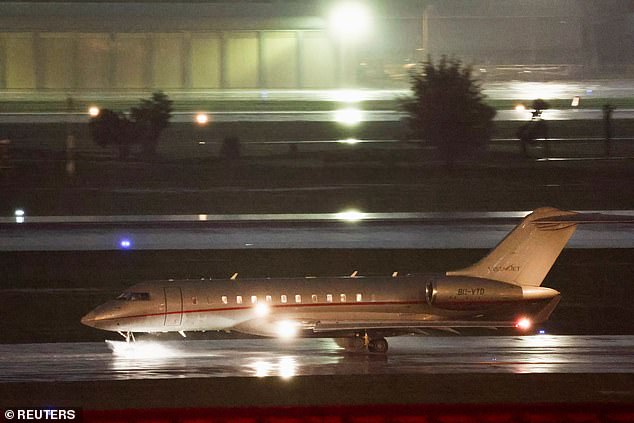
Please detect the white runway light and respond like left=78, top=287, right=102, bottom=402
left=14, top=208, right=25, bottom=224
left=335, top=108, right=363, bottom=126
left=339, top=138, right=361, bottom=145
left=336, top=209, right=365, bottom=222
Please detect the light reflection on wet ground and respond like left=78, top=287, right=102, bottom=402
left=1, top=336, right=633, bottom=382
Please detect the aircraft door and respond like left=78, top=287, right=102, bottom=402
left=164, top=287, right=183, bottom=326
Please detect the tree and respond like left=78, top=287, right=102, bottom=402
left=89, top=91, right=173, bottom=159
left=130, top=91, right=173, bottom=157
left=516, top=99, right=550, bottom=158
left=402, top=56, right=496, bottom=169
left=89, top=109, right=134, bottom=159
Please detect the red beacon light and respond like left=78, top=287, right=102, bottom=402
left=515, top=317, right=532, bottom=331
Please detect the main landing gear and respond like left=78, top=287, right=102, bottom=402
left=336, top=334, right=389, bottom=353
left=367, top=337, right=388, bottom=353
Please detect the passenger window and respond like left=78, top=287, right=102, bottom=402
left=265, top=295, right=272, bottom=303
left=281, top=294, right=287, bottom=304
left=192, top=297, right=198, bottom=305
left=356, top=293, right=362, bottom=302
left=371, top=294, right=376, bottom=302
left=326, top=294, right=333, bottom=303
left=295, top=294, right=301, bottom=303
left=236, top=296, right=243, bottom=304
left=221, top=296, right=228, bottom=305
left=340, top=294, right=347, bottom=303
left=311, top=294, right=318, bottom=303
left=251, top=295, right=257, bottom=304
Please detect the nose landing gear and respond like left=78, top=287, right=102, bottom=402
left=117, top=331, right=135, bottom=343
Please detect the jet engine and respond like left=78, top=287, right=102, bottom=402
left=425, top=277, right=523, bottom=310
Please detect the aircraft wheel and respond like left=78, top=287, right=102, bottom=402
left=367, top=337, right=388, bottom=353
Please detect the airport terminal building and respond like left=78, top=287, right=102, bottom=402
left=0, top=0, right=632, bottom=92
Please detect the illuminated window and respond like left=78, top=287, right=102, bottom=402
left=251, top=295, right=257, bottom=304
left=265, top=295, right=272, bottom=303
left=311, top=294, right=318, bottom=303
left=326, top=294, right=333, bottom=303
left=281, top=294, right=287, bottom=304
left=371, top=294, right=376, bottom=302
left=356, top=293, right=362, bottom=302
left=221, top=296, right=228, bottom=304
left=340, top=294, right=347, bottom=302
left=295, top=294, right=302, bottom=303
left=236, top=296, right=243, bottom=304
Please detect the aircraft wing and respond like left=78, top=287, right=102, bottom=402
left=311, top=296, right=560, bottom=334
left=311, top=320, right=518, bottom=333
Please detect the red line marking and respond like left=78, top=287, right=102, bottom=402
left=98, top=300, right=426, bottom=321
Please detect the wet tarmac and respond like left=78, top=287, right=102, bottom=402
left=1, top=335, right=633, bottom=383
left=1, top=220, right=632, bottom=251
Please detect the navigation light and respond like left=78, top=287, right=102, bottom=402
left=515, top=317, right=532, bottom=330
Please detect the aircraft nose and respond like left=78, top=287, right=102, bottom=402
left=81, top=310, right=97, bottom=327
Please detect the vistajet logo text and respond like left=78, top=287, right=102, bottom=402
left=488, top=265, right=520, bottom=272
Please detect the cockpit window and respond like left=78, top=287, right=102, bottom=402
left=116, top=292, right=150, bottom=301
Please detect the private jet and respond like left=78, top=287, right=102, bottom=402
left=81, top=207, right=622, bottom=353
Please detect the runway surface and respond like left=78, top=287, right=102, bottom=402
left=1, top=335, right=633, bottom=383
left=1, top=220, right=633, bottom=251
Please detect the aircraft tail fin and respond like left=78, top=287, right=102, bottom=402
left=447, top=207, right=578, bottom=287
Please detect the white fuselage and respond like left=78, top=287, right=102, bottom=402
left=81, top=274, right=559, bottom=338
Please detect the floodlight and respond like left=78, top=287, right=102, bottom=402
left=88, top=106, right=100, bottom=117
left=329, top=2, right=372, bottom=40
left=195, top=113, right=209, bottom=125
